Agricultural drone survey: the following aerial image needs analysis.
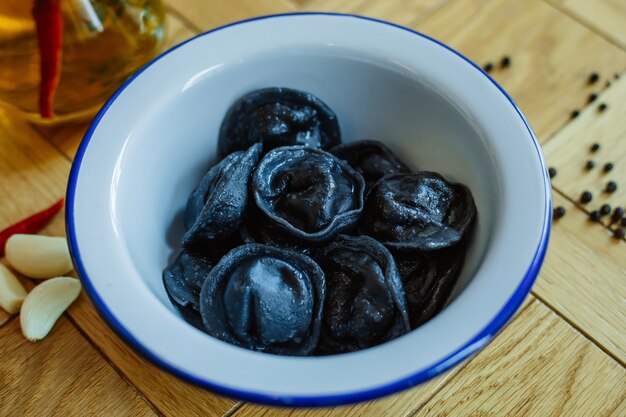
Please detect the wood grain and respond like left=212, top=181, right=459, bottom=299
left=547, top=0, right=626, bottom=49
left=231, top=298, right=535, bottom=417
left=0, top=107, right=237, bottom=416
left=162, top=10, right=199, bottom=51
left=532, top=192, right=626, bottom=364
left=0, top=110, right=69, bottom=223
left=2, top=0, right=626, bottom=416
left=0, top=316, right=156, bottom=416
left=413, top=300, right=626, bottom=417
left=66, top=292, right=239, bottom=417
left=414, top=0, right=626, bottom=141
left=0, top=309, right=10, bottom=327
left=544, top=76, right=626, bottom=228
left=0, top=109, right=70, bottom=329
left=163, top=0, right=296, bottom=32
left=301, top=0, right=449, bottom=26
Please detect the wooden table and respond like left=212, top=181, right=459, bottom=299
left=1, top=0, right=625, bottom=415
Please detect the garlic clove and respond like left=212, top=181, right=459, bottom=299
left=0, top=264, right=28, bottom=314
left=5, top=234, right=73, bottom=279
left=20, top=277, right=81, bottom=342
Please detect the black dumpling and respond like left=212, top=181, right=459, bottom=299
left=199, top=244, right=325, bottom=356
left=163, top=249, right=213, bottom=311
left=240, top=208, right=316, bottom=257
left=393, top=247, right=465, bottom=329
left=329, top=140, right=410, bottom=192
left=315, top=235, right=410, bottom=354
left=218, top=87, right=341, bottom=157
left=183, top=143, right=262, bottom=247
left=361, top=172, right=477, bottom=251
left=253, top=146, right=365, bottom=242
left=163, top=249, right=215, bottom=329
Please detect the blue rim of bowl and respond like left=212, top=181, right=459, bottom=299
left=66, top=12, right=552, bottom=407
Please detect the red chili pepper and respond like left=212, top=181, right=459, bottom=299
left=32, top=0, right=63, bottom=118
left=0, top=198, right=65, bottom=257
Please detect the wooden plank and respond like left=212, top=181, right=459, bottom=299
left=232, top=298, right=535, bottom=417
left=163, top=0, right=296, bottom=32
left=544, top=76, right=626, bottom=228
left=0, top=111, right=69, bottom=221
left=162, top=10, right=199, bottom=51
left=414, top=0, right=626, bottom=141
left=547, top=0, right=626, bottom=49
left=0, top=316, right=156, bottom=416
left=301, top=0, right=449, bottom=26
left=0, top=310, right=10, bottom=327
left=412, top=301, right=626, bottom=417
left=67, top=292, right=239, bottom=416
left=0, top=109, right=70, bottom=331
left=532, top=192, right=626, bottom=364
left=0, top=108, right=237, bottom=416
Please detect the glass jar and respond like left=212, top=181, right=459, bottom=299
left=0, top=0, right=165, bottom=124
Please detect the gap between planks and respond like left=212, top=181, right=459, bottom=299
left=16, top=2, right=623, bottom=413
left=405, top=0, right=453, bottom=29
left=404, top=298, right=540, bottom=417
left=63, top=312, right=167, bottom=417
left=0, top=265, right=167, bottom=416
left=531, top=289, right=625, bottom=367
left=165, top=5, right=204, bottom=35
left=542, top=0, right=626, bottom=53
left=551, top=186, right=624, bottom=242
left=531, top=67, right=617, bottom=149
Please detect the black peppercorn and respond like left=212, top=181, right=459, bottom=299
left=590, top=143, right=600, bottom=152
left=586, top=160, right=595, bottom=170
left=604, top=162, right=614, bottom=173
left=600, top=204, right=611, bottom=215
left=598, top=103, right=608, bottom=112
left=501, top=56, right=511, bottom=68
left=580, top=191, right=593, bottom=203
left=571, top=110, right=580, bottom=119
left=588, top=93, right=598, bottom=103
left=590, top=210, right=601, bottom=221
left=613, top=228, right=625, bottom=239
left=548, top=167, right=557, bottom=178
left=606, top=181, right=618, bottom=193
left=553, top=206, right=566, bottom=219
left=588, top=72, right=599, bottom=84
left=483, top=62, right=494, bottom=72
left=612, top=207, right=624, bottom=222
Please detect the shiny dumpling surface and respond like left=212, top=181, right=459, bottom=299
left=218, top=87, right=341, bottom=157
left=199, top=244, right=325, bottom=355
left=393, top=247, right=465, bottom=329
left=183, top=143, right=261, bottom=246
left=361, top=172, right=477, bottom=251
left=253, top=146, right=365, bottom=242
left=329, top=139, right=410, bottom=192
left=315, top=235, right=410, bottom=354
left=240, top=208, right=317, bottom=257
left=163, top=249, right=214, bottom=311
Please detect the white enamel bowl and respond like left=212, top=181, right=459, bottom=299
left=67, top=13, right=551, bottom=406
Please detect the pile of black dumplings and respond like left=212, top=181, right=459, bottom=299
left=164, top=87, right=477, bottom=356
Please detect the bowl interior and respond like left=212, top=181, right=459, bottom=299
left=69, top=14, right=549, bottom=404
left=118, top=46, right=498, bottom=312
